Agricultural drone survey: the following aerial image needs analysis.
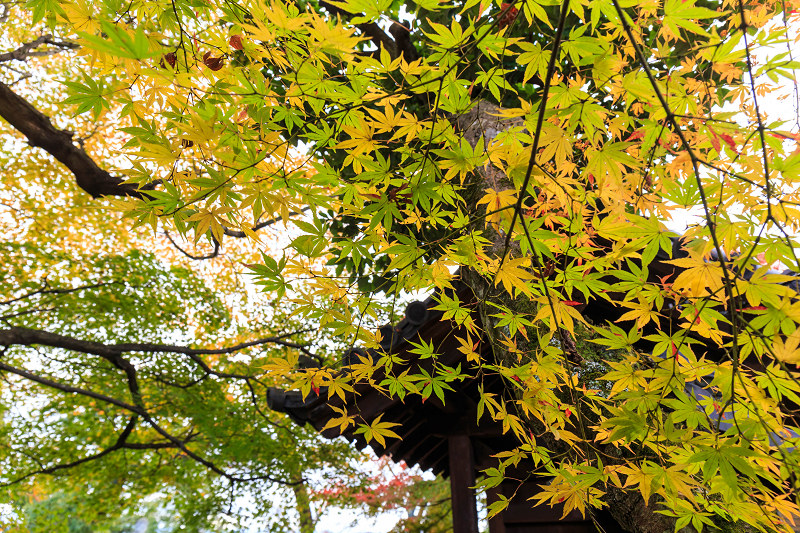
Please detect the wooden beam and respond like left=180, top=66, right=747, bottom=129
left=448, top=434, right=479, bottom=533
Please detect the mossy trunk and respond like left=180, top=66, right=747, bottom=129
left=457, top=100, right=682, bottom=533
left=292, top=481, right=315, bottom=533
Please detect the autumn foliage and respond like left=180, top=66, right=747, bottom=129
left=1, top=0, right=800, bottom=530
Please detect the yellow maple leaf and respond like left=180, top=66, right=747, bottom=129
left=321, top=405, right=356, bottom=433
left=617, top=297, right=661, bottom=328
left=668, top=254, right=725, bottom=299
left=494, top=256, right=535, bottom=297
left=773, top=330, right=800, bottom=364
left=477, top=188, right=517, bottom=230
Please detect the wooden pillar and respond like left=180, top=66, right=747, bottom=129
left=486, top=485, right=507, bottom=533
left=448, top=434, right=479, bottom=533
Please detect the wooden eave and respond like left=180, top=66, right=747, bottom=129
left=268, top=282, right=514, bottom=476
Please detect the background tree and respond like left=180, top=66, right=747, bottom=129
left=0, top=5, right=377, bottom=529
left=1, top=0, right=800, bottom=531
left=310, top=457, right=453, bottom=532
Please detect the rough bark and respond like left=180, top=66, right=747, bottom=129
left=456, top=101, right=681, bottom=533
left=0, top=81, right=142, bottom=198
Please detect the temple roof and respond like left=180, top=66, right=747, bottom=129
left=268, top=282, right=509, bottom=476
left=268, top=237, right=800, bottom=473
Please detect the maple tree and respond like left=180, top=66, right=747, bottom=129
left=2, top=0, right=800, bottom=530
left=310, top=457, right=453, bottom=532
left=0, top=7, right=365, bottom=530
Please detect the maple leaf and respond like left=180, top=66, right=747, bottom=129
left=322, top=405, right=357, bottom=433
left=494, top=256, right=535, bottom=297
left=668, top=254, right=725, bottom=298
left=476, top=188, right=517, bottom=229
left=773, top=330, right=800, bottom=364
left=354, top=414, right=402, bottom=447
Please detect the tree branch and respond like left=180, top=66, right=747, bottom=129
left=110, top=345, right=303, bottom=486
left=0, top=337, right=304, bottom=486
left=164, top=229, right=220, bottom=260
left=317, top=1, right=418, bottom=61
left=117, top=334, right=319, bottom=360
left=357, top=21, right=398, bottom=58
left=0, top=35, right=79, bottom=63
left=0, top=359, right=143, bottom=414
left=0, top=281, right=122, bottom=306
left=222, top=206, right=312, bottom=238
left=0, top=416, right=137, bottom=487
left=0, top=81, right=142, bottom=198
left=0, top=415, right=197, bottom=487
left=0, top=325, right=315, bottom=359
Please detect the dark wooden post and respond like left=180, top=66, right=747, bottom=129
left=448, top=434, right=479, bottom=533
left=486, top=485, right=507, bottom=533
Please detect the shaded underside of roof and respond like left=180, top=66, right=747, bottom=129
left=268, top=246, right=800, bottom=474
left=269, top=282, right=517, bottom=476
